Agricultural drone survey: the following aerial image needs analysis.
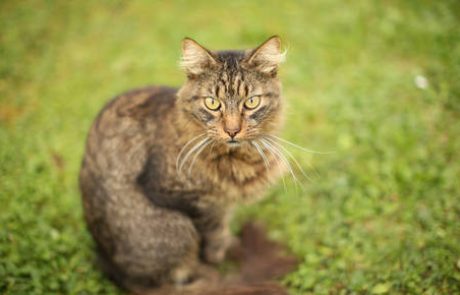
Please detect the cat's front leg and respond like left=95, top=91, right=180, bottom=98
left=203, top=225, right=233, bottom=264
left=195, top=207, right=235, bottom=264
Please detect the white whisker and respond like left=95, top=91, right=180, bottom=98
left=178, top=137, right=210, bottom=175
left=252, top=141, right=270, bottom=172
left=268, top=135, right=333, bottom=154
left=251, top=141, right=270, bottom=178
left=257, top=139, right=286, bottom=192
left=176, top=133, right=207, bottom=174
left=208, top=141, right=217, bottom=154
left=261, top=138, right=303, bottom=190
left=265, top=137, right=312, bottom=182
left=187, top=139, right=212, bottom=174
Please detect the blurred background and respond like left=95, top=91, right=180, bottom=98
left=1, top=1, right=459, bottom=294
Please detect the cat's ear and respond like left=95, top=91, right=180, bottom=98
left=244, top=36, right=285, bottom=75
left=180, top=38, right=217, bottom=76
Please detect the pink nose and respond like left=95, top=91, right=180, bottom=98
left=225, top=126, right=241, bottom=138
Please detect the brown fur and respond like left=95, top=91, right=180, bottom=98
left=79, top=36, right=295, bottom=294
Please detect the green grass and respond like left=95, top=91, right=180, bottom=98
left=1, top=1, right=459, bottom=294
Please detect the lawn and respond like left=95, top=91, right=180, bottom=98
left=1, top=1, right=459, bottom=294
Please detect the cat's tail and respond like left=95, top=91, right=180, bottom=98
left=131, top=222, right=298, bottom=295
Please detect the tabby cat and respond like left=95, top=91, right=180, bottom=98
left=79, top=36, right=295, bottom=294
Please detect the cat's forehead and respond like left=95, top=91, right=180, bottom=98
left=215, top=50, right=245, bottom=70
left=206, top=50, right=260, bottom=99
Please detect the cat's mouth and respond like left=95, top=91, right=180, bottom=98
left=227, top=139, right=241, bottom=147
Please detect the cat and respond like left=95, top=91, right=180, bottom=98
left=79, top=36, right=296, bottom=294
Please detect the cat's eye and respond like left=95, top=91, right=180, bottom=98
left=244, top=96, right=261, bottom=110
left=204, top=97, right=221, bottom=111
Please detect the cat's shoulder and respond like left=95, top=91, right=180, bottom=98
left=99, top=85, right=178, bottom=119
left=90, top=85, right=178, bottom=140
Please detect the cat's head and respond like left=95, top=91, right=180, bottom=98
left=177, top=36, right=285, bottom=148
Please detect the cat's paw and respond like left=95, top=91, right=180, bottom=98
left=204, top=243, right=227, bottom=264
left=203, top=235, right=237, bottom=264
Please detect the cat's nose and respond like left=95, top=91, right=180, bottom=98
left=224, top=126, right=241, bottom=138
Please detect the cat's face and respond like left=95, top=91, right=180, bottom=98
left=177, top=36, right=284, bottom=147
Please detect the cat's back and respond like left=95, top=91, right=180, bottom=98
left=82, top=85, right=179, bottom=180
left=88, top=85, right=178, bottom=141
left=94, top=85, right=177, bottom=133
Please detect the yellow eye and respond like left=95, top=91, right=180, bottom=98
left=204, top=97, right=221, bottom=111
left=244, top=96, right=261, bottom=109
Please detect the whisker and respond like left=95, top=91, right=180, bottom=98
left=261, top=139, right=294, bottom=190
left=261, top=138, right=303, bottom=190
left=265, top=137, right=313, bottom=182
left=208, top=140, right=217, bottom=154
left=178, top=137, right=210, bottom=175
left=187, top=139, right=212, bottom=175
left=268, top=134, right=333, bottom=154
left=176, top=133, right=207, bottom=174
left=257, top=139, right=287, bottom=192
left=268, top=135, right=321, bottom=178
left=261, top=139, right=302, bottom=191
left=252, top=141, right=270, bottom=172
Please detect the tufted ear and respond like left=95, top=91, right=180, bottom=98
left=180, top=38, right=217, bottom=77
left=244, top=36, right=285, bottom=75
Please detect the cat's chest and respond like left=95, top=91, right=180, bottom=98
left=146, top=143, right=279, bottom=204
left=187, top=154, right=276, bottom=202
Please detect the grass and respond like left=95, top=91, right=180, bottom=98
left=1, top=0, right=459, bottom=294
